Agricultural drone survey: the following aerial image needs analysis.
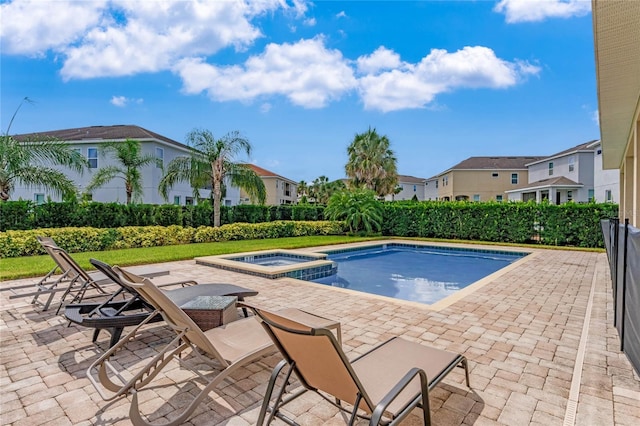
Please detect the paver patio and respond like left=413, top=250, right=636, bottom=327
left=1, top=242, right=639, bottom=425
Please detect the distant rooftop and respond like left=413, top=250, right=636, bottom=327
left=13, top=125, right=186, bottom=148
left=443, top=156, right=546, bottom=173
left=397, top=175, right=427, bottom=184
left=526, top=140, right=599, bottom=166
left=244, top=164, right=296, bottom=183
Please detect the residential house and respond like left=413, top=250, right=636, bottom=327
left=506, top=141, right=598, bottom=204
left=593, top=1, right=640, bottom=226
left=436, top=156, right=543, bottom=202
left=384, top=175, right=427, bottom=201
left=12, top=125, right=207, bottom=205
left=592, top=141, right=620, bottom=203
left=241, top=164, right=298, bottom=205
left=424, top=176, right=439, bottom=200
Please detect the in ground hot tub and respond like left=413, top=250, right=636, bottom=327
left=195, top=249, right=337, bottom=280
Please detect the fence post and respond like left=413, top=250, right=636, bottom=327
left=620, top=219, right=629, bottom=351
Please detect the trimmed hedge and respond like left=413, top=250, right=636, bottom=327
left=0, top=201, right=326, bottom=231
left=380, top=201, right=618, bottom=248
left=0, top=221, right=346, bottom=258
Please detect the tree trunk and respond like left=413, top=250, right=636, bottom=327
left=213, top=171, right=222, bottom=228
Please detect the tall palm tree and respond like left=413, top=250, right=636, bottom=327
left=159, top=129, right=266, bottom=227
left=345, top=127, right=398, bottom=197
left=84, top=138, right=156, bottom=204
left=0, top=98, right=87, bottom=202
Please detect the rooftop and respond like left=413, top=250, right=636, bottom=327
left=442, top=156, right=546, bottom=174
left=1, top=242, right=639, bottom=425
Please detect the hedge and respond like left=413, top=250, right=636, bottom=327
left=0, top=221, right=346, bottom=258
left=0, top=201, right=326, bottom=231
left=380, top=201, right=618, bottom=248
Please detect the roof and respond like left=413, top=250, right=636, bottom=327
left=525, top=140, right=599, bottom=166
left=13, top=125, right=186, bottom=149
left=397, top=175, right=426, bottom=184
left=593, top=0, right=640, bottom=169
left=244, top=164, right=297, bottom=184
left=441, top=156, right=545, bottom=174
left=505, top=176, right=583, bottom=193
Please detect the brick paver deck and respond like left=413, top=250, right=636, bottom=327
left=1, top=242, right=639, bottom=425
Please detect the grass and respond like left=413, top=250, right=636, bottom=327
left=0, top=235, right=384, bottom=281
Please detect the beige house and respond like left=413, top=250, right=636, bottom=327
left=436, top=156, right=544, bottom=202
left=241, top=164, right=298, bottom=205
left=593, top=1, right=640, bottom=227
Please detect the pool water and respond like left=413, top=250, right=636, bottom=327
left=311, top=245, right=526, bottom=304
left=242, top=256, right=310, bottom=267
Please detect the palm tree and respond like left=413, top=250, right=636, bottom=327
left=159, top=129, right=266, bottom=227
left=0, top=98, right=87, bottom=202
left=345, top=127, right=398, bottom=197
left=325, top=188, right=383, bottom=235
left=84, top=138, right=156, bottom=204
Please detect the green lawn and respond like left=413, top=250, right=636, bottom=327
left=0, top=235, right=383, bottom=281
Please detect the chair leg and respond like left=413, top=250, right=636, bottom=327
left=258, top=359, right=290, bottom=425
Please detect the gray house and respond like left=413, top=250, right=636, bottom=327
left=505, top=140, right=618, bottom=204
left=11, top=125, right=223, bottom=205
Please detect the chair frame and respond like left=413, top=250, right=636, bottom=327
left=87, top=265, right=274, bottom=426
left=247, top=305, right=471, bottom=426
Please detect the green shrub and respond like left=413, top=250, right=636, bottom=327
left=0, top=200, right=33, bottom=230
left=0, top=220, right=346, bottom=258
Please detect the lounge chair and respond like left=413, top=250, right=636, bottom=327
left=87, top=265, right=275, bottom=426
left=65, top=259, right=259, bottom=348
left=20, top=237, right=168, bottom=311
left=246, top=304, right=471, bottom=426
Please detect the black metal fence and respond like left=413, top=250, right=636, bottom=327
left=601, top=218, right=640, bottom=376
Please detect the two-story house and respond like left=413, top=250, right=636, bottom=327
left=435, top=157, right=543, bottom=202
left=384, top=175, right=427, bottom=201
left=12, top=125, right=206, bottom=205
left=505, top=141, right=618, bottom=204
left=241, top=164, right=298, bottom=205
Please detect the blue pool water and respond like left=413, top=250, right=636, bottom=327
left=311, top=245, right=526, bottom=305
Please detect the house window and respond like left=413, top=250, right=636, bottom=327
left=185, top=197, right=194, bottom=206
left=605, top=190, right=612, bottom=202
left=473, top=194, right=480, bottom=202
left=511, top=173, right=518, bottom=184
left=435, top=180, right=438, bottom=188
left=568, top=156, right=575, bottom=172
left=34, top=193, right=45, bottom=205
left=443, top=176, right=448, bottom=186
left=173, top=196, right=180, bottom=205
left=548, top=162, right=554, bottom=176
left=567, top=191, right=573, bottom=202
left=588, top=189, right=594, bottom=202
left=87, top=148, right=98, bottom=169
left=225, top=199, right=232, bottom=206
left=413, top=185, right=417, bottom=192
left=597, top=149, right=602, bottom=155
left=156, top=148, right=164, bottom=168
left=492, top=172, right=499, bottom=178
left=496, top=195, right=503, bottom=202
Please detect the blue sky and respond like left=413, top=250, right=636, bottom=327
left=1, top=0, right=598, bottom=183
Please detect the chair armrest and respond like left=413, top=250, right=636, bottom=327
left=370, top=367, right=429, bottom=424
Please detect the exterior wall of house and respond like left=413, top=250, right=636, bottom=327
left=240, top=177, right=297, bottom=205
left=424, top=178, right=438, bottom=200
left=385, top=180, right=426, bottom=201
left=593, top=144, right=620, bottom=203
left=12, top=139, right=203, bottom=205
left=438, top=169, right=526, bottom=202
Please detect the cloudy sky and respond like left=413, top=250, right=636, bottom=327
left=1, top=0, right=598, bottom=182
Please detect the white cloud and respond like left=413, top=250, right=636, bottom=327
left=110, top=96, right=143, bottom=107
left=260, top=103, right=273, bottom=113
left=336, top=11, right=347, bottom=18
left=356, top=47, right=403, bottom=74
left=358, top=46, right=540, bottom=112
left=494, top=0, right=591, bottom=23
left=174, top=37, right=358, bottom=108
left=0, top=0, right=107, bottom=55
left=304, top=17, right=316, bottom=26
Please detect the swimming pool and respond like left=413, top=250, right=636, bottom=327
left=310, top=244, right=528, bottom=305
